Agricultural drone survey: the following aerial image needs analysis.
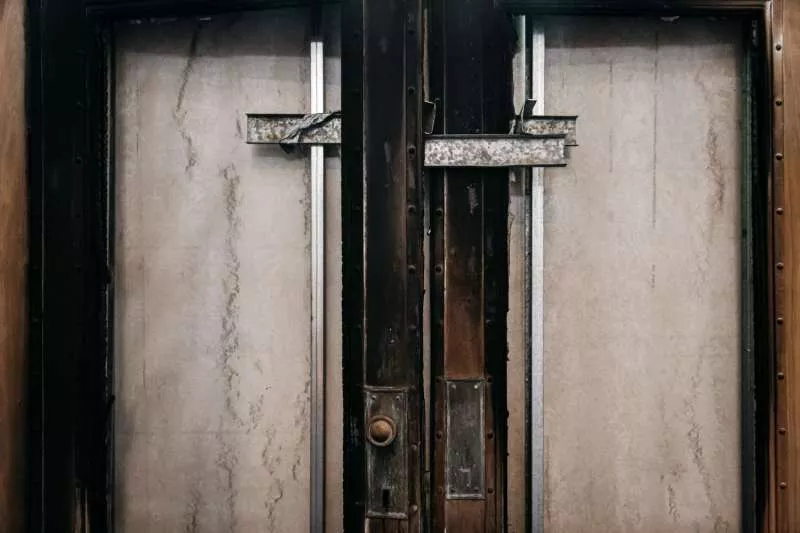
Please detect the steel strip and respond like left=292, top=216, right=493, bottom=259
left=529, top=20, right=545, bottom=533
left=310, top=37, right=325, bottom=533
left=424, top=135, right=566, bottom=168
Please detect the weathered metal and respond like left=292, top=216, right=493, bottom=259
left=364, top=388, right=409, bottom=519
left=445, top=380, right=487, bottom=499
left=425, top=135, right=566, bottom=168
left=518, top=116, right=577, bottom=146
left=246, top=114, right=576, bottom=167
left=246, top=112, right=341, bottom=144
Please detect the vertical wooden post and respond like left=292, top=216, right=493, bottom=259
left=774, top=0, right=800, bottom=530
left=343, top=0, right=424, bottom=531
left=0, top=0, right=27, bottom=531
left=429, top=2, right=512, bottom=532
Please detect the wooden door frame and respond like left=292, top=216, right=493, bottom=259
left=23, top=0, right=784, bottom=532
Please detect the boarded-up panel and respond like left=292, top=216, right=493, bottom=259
left=114, top=10, right=342, bottom=532
left=540, top=17, right=742, bottom=532
left=0, top=0, right=27, bottom=531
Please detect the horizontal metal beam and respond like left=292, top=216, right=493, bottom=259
left=247, top=114, right=575, bottom=167
left=424, top=135, right=566, bottom=167
left=518, top=116, right=577, bottom=146
left=247, top=113, right=341, bottom=144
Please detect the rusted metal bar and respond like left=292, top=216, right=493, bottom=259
left=246, top=113, right=341, bottom=144
left=425, top=135, right=566, bottom=168
left=518, top=116, right=577, bottom=146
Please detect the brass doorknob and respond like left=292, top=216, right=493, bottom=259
left=367, top=415, right=397, bottom=447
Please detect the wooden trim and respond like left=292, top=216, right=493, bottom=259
left=498, top=0, right=767, bottom=14
left=0, top=0, right=28, bottom=532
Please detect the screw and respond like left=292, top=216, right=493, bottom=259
left=408, top=204, right=417, bottom=214
left=411, top=444, right=418, bottom=451
left=435, top=264, right=443, bottom=274
left=408, top=86, right=416, bottom=96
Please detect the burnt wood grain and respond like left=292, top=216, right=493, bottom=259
left=428, top=0, right=511, bottom=531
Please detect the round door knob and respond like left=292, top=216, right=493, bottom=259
left=367, top=416, right=397, bottom=447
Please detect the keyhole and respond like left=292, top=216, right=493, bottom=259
left=382, top=488, right=391, bottom=509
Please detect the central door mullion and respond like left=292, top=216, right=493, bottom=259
left=343, top=0, right=424, bottom=531
left=429, top=1, right=512, bottom=532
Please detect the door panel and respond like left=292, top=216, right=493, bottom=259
left=508, top=16, right=743, bottom=533
left=113, top=9, right=343, bottom=532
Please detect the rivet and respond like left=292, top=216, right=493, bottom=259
left=437, top=376, right=444, bottom=383
left=435, top=207, right=444, bottom=217
left=488, top=488, right=495, bottom=494
left=434, top=264, right=443, bottom=274
left=778, top=372, right=786, bottom=380
left=410, top=505, right=418, bottom=513
left=777, top=207, right=784, bottom=215
left=409, top=323, right=417, bottom=332
left=780, top=482, right=788, bottom=489
left=777, top=98, right=784, bottom=106
left=779, top=427, right=787, bottom=435
left=777, top=153, right=784, bottom=161
left=487, top=376, right=493, bottom=383
left=487, top=431, right=494, bottom=439
left=408, top=204, right=417, bottom=214
left=778, top=262, right=785, bottom=270
left=778, top=317, right=785, bottom=325
left=408, top=86, right=416, bottom=95
left=408, top=145, right=417, bottom=156
left=408, top=264, right=417, bottom=274
left=777, top=43, right=783, bottom=51
left=74, top=156, right=83, bottom=165
left=411, top=444, right=418, bottom=451
left=436, top=431, right=443, bottom=439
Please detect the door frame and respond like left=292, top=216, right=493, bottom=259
left=25, top=0, right=781, bottom=532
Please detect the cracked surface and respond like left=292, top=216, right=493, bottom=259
left=113, top=9, right=343, bottom=532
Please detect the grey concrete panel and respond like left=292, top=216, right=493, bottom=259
left=542, top=17, right=742, bottom=533
left=114, top=9, right=342, bottom=532
left=507, top=16, right=742, bottom=533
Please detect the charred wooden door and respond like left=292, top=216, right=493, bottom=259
left=428, top=1, right=512, bottom=533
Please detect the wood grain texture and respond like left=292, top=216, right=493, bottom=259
left=775, top=0, right=800, bottom=530
left=0, top=0, right=27, bottom=531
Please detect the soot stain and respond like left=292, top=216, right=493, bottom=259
left=183, top=485, right=202, bottom=533
left=216, top=438, right=239, bottom=532
left=221, top=164, right=243, bottom=425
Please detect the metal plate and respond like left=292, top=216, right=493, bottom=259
left=246, top=113, right=341, bottom=144
left=424, top=135, right=567, bottom=167
left=365, top=387, right=409, bottom=518
left=445, top=379, right=486, bottom=499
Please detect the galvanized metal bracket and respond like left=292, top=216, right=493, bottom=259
left=445, top=379, right=486, bottom=500
left=245, top=100, right=577, bottom=168
left=365, top=387, right=410, bottom=519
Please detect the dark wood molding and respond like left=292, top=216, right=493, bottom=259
left=498, top=0, right=768, bottom=14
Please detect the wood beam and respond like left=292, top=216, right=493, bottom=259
left=0, top=0, right=28, bottom=531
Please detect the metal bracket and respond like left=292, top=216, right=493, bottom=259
left=445, top=379, right=486, bottom=500
left=365, top=387, right=409, bottom=519
left=245, top=103, right=578, bottom=168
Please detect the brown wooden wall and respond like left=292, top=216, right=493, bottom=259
left=0, top=0, right=27, bottom=531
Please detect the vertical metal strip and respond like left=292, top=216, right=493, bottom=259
left=309, top=38, right=326, bottom=533
left=529, top=20, right=545, bottom=533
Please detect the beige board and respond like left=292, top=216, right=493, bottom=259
left=114, top=9, right=343, bottom=532
left=508, top=16, right=742, bottom=533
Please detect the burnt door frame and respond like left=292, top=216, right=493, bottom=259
left=26, top=1, right=774, bottom=533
